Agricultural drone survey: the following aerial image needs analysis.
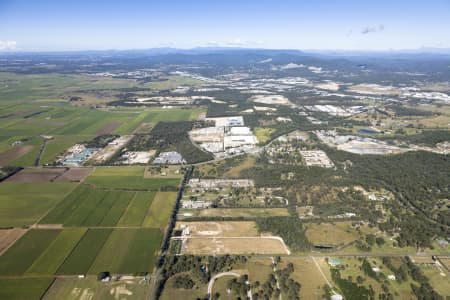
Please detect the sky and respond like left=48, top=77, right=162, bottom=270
left=0, top=0, right=449, bottom=51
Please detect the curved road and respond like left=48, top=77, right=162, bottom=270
left=208, top=271, right=252, bottom=300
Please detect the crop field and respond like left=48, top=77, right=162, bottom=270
left=0, top=229, right=60, bottom=275
left=142, top=192, right=177, bottom=228
left=0, top=228, right=26, bottom=254
left=41, top=185, right=138, bottom=227
left=118, top=192, right=154, bottom=226
left=183, top=236, right=290, bottom=255
left=25, top=228, right=87, bottom=275
left=0, top=182, right=76, bottom=227
left=0, top=144, right=35, bottom=166
left=84, top=166, right=180, bottom=190
left=63, top=189, right=110, bottom=226
left=179, top=207, right=290, bottom=219
left=89, top=228, right=163, bottom=274
left=175, top=221, right=259, bottom=237
left=0, top=277, right=55, bottom=300
left=57, top=229, right=112, bottom=275
left=43, top=277, right=151, bottom=300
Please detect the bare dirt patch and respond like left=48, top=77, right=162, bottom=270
left=96, top=122, right=121, bottom=135
left=176, top=221, right=258, bottom=237
left=5, top=167, right=66, bottom=182
left=184, top=237, right=289, bottom=255
left=0, top=228, right=27, bottom=255
left=0, top=145, right=34, bottom=166
left=54, top=167, right=93, bottom=182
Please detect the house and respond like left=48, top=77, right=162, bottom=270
left=328, top=258, right=341, bottom=267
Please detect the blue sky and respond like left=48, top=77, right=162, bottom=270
left=0, top=0, right=449, bottom=51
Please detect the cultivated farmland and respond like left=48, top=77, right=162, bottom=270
left=89, top=228, right=163, bottom=274
left=0, top=229, right=60, bottom=275
left=57, top=229, right=112, bottom=275
left=0, top=182, right=76, bottom=227
left=0, top=277, right=55, bottom=300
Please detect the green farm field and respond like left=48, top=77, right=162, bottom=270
left=25, top=228, right=87, bottom=276
left=84, top=166, right=180, bottom=190
left=142, top=192, right=177, bottom=228
left=89, top=228, right=163, bottom=274
left=0, top=277, right=55, bottom=300
left=57, top=229, right=112, bottom=275
left=0, top=182, right=76, bottom=227
left=41, top=185, right=138, bottom=227
left=0, top=229, right=60, bottom=275
left=118, top=192, right=155, bottom=226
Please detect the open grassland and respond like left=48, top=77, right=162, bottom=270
left=0, top=73, right=136, bottom=103
left=184, top=237, right=289, bottom=255
left=43, top=277, right=151, bottom=300
left=211, top=275, right=241, bottom=299
left=57, top=229, right=112, bottom=275
left=115, top=108, right=204, bottom=134
left=0, top=277, right=55, bottom=300
left=334, top=257, right=417, bottom=299
left=25, top=228, right=87, bottom=275
left=175, top=221, right=259, bottom=237
left=180, top=207, right=290, bottom=219
left=0, top=229, right=60, bottom=275
left=144, top=75, right=202, bottom=90
left=280, top=258, right=328, bottom=300
left=0, top=182, right=76, bottom=227
left=142, top=192, right=177, bottom=228
left=223, top=155, right=257, bottom=178
left=118, top=192, right=154, bottom=226
left=254, top=127, right=276, bottom=144
left=160, top=271, right=207, bottom=300
left=84, top=167, right=180, bottom=190
left=89, top=228, right=162, bottom=274
left=305, top=221, right=361, bottom=247
left=246, top=258, right=274, bottom=284
left=144, top=166, right=183, bottom=178
left=194, top=155, right=257, bottom=178
left=420, top=265, right=450, bottom=297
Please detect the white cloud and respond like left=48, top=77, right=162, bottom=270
left=361, top=25, right=385, bottom=35
left=0, top=40, right=17, bottom=50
